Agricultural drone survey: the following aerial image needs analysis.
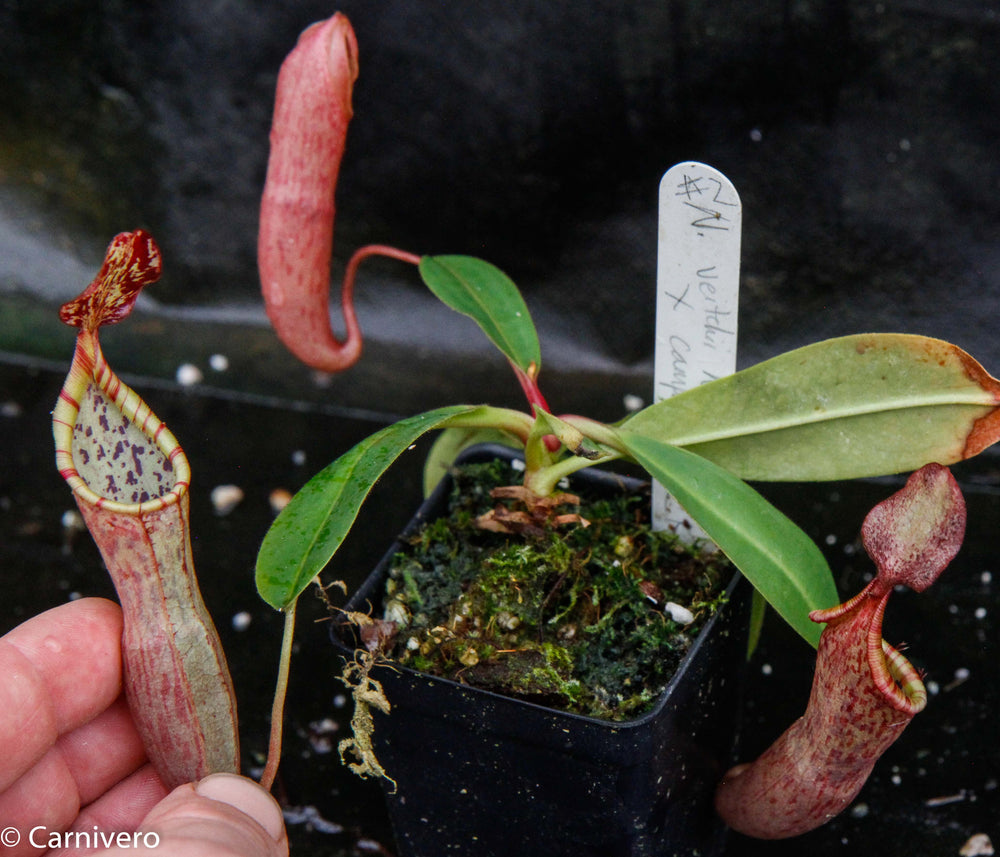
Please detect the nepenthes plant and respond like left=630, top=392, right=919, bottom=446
left=45, top=10, right=1000, bottom=841
left=250, top=11, right=1000, bottom=836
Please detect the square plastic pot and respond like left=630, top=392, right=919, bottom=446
left=331, top=445, right=750, bottom=857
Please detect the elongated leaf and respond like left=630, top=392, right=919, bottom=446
left=419, top=255, right=541, bottom=373
left=625, top=334, right=1000, bottom=480
left=618, top=431, right=837, bottom=647
left=256, top=405, right=478, bottom=609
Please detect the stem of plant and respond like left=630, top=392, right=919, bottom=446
left=525, top=449, right=623, bottom=497
left=441, top=406, right=536, bottom=443
left=559, top=415, right=629, bottom=451
left=260, top=601, right=298, bottom=791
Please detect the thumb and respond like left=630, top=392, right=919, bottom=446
left=107, top=773, right=288, bottom=856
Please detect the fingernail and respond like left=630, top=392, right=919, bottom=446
left=195, top=773, right=285, bottom=842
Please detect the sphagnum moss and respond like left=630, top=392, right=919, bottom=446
left=380, top=459, right=732, bottom=721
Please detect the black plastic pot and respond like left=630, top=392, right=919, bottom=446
left=331, top=445, right=751, bottom=857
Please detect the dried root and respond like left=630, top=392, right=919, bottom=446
left=337, top=615, right=398, bottom=791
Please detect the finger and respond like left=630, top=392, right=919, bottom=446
left=0, top=598, right=123, bottom=792
left=192, top=775, right=286, bottom=845
left=81, top=775, right=288, bottom=857
left=57, top=695, right=149, bottom=806
left=0, top=697, right=153, bottom=849
left=0, top=748, right=78, bottom=857
left=51, top=765, right=168, bottom=856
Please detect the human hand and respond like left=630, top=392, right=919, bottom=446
left=0, top=597, right=287, bottom=856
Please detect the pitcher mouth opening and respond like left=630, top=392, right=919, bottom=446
left=811, top=580, right=927, bottom=717
left=864, top=587, right=928, bottom=716
left=879, top=638, right=927, bottom=715
left=53, top=333, right=190, bottom=516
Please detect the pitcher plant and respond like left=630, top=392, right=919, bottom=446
left=52, top=230, right=239, bottom=789
left=38, top=9, right=1000, bottom=841
left=253, top=10, right=1000, bottom=836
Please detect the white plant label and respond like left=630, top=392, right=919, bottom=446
left=652, top=162, right=741, bottom=539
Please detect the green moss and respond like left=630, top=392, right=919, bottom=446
left=381, top=459, right=732, bottom=721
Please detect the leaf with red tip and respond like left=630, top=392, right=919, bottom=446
left=624, top=334, right=1000, bottom=480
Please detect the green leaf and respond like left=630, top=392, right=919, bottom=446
left=419, top=255, right=541, bottom=373
left=256, top=405, right=478, bottom=610
left=746, top=589, right=768, bottom=660
left=624, top=334, right=1000, bottom=480
left=618, top=431, right=837, bottom=647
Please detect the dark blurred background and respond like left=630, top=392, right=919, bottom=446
left=2, top=0, right=999, bottom=416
